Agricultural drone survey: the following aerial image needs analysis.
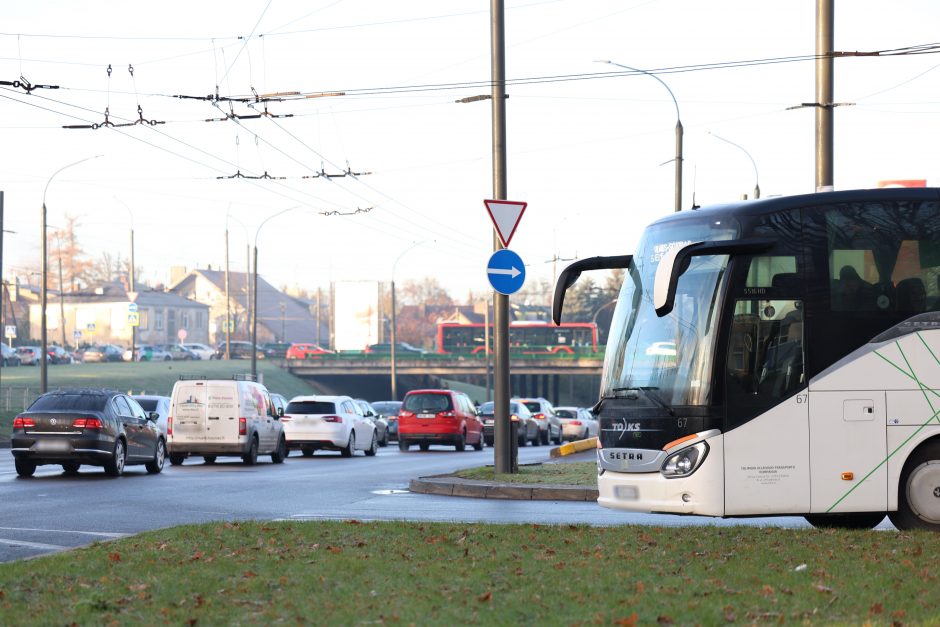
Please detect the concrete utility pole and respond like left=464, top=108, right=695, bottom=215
left=816, top=0, right=834, bottom=191
left=225, top=228, right=231, bottom=359
left=491, top=0, right=515, bottom=473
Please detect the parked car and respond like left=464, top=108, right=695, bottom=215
left=513, top=397, right=564, bottom=445
left=398, top=389, right=484, bottom=452
left=365, top=342, right=427, bottom=355
left=11, top=388, right=166, bottom=477
left=1, top=342, right=21, bottom=367
left=181, top=343, right=214, bottom=360
left=554, top=406, right=599, bottom=441
left=162, top=344, right=198, bottom=360
left=210, top=341, right=265, bottom=360
left=371, top=400, right=402, bottom=441
left=15, top=346, right=42, bottom=366
left=82, top=344, right=124, bottom=363
left=354, top=399, right=389, bottom=447
left=281, top=395, right=377, bottom=457
left=167, top=376, right=287, bottom=465
left=132, top=394, right=171, bottom=435
left=479, top=400, right=540, bottom=447
left=260, top=342, right=292, bottom=359
left=46, top=345, right=73, bottom=364
left=124, top=344, right=172, bottom=362
left=285, top=343, right=333, bottom=360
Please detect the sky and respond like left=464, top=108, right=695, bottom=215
left=1, top=0, right=939, bottom=302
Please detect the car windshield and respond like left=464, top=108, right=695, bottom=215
left=135, top=399, right=159, bottom=411
left=29, top=393, right=108, bottom=412
left=601, top=216, right=738, bottom=406
left=286, top=400, right=336, bottom=414
left=403, top=393, right=452, bottom=412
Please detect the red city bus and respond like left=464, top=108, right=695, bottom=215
left=437, top=321, right=599, bottom=355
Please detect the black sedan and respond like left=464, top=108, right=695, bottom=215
left=11, top=389, right=167, bottom=477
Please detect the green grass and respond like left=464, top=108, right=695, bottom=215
left=454, top=461, right=597, bottom=486
left=0, top=360, right=317, bottom=399
left=0, top=520, right=933, bottom=624
left=0, top=410, right=14, bottom=441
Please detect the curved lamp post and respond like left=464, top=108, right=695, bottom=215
left=709, top=132, right=760, bottom=200
left=114, top=197, right=136, bottom=360
left=41, top=155, right=102, bottom=393
left=390, top=241, right=426, bottom=400
left=251, top=207, right=300, bottom=378
left=600, top=60, right=683, bottom=213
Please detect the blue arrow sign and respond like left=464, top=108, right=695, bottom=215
left=487, top=249, right=526, bottom=295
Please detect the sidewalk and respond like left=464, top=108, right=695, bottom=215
left=409, top=447, right=599, bottom=501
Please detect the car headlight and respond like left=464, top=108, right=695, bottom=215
left=660, top=441, right=708, bottom=478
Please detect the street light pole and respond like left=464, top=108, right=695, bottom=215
left=251, top=207, right=300, bottom=379
left=115, top=198, right=136, bottom=360
left=709, top=132, right=760, bottom=199
left=41, top=155, right=101, bottom=393
left=601, top=60, right=683, bottom=212
left=390, top=241, right=425, bottom=401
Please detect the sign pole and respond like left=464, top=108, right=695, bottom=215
left=490, top=0, right=515, bottom=474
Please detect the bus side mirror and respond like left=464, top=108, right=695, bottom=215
left=653, top=238, right=775, bottom=317
left=552, top=255, right=633, bottom=325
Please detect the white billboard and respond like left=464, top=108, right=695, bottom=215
left=333, top=281, right=380, bottom=351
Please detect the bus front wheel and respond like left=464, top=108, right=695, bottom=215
left=890, top=441, right=940, bottom=531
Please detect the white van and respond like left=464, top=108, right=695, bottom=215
left=167, top=376, right=287, bottom=466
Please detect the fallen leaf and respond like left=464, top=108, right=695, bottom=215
left=345, top=519, right=362, bottom=525
left=813, top=584, right=833, bottom=594
left=615, top=613, right=638, bottom=626
left=657, top=615, right=674, bottom=624
left=635, top=582, right=645, bottom=594
left=243, top=571, right=257, bottom=578
left=190, top=551, right=204, bottom=562
left=870, top=603, right=884, bottom=615
left=328, top=546, right=343, bottom=554
left=478, top=591, right=492, bottom=602
left=108, top=552, right=121, bottom=563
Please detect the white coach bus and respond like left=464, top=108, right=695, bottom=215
left=554, top=187, right=940, bottom=530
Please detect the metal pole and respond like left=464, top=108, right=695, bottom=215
left=390, top=279, right=397, bottom=400
left=251, top=245, right=259, bottom=378
left=40, top=201, right=48, bottom=393
left=129, top=226, right=135, bottom=361
left=0, top=191, right=4, bottom=346
left=816, top=0, right=834, bottom=191
left=246, top=244, right=251, bottom=342
left=491, top=0, right=514, bottom=473
left=316, top=287, right=321, bottom=347
left=484, top=299, right=491, bottom=401
left=709, top=132, right=760, bottom=199
left=225, top=229, right=231, bottom=359
left=57, top=252, right=66, bottom=349
left=674, top=120, right=684, bottom=212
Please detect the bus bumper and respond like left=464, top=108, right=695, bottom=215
left=597, top=438, right=725, bottom=517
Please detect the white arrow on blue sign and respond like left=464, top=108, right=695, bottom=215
left=486, top=249, right=526, bottom=295
left=128, top=302, right=138, bottom=313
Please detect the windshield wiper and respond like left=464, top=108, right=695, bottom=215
left=611, top=386, right=675, bottom=416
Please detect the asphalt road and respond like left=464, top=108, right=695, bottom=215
left=0, top=442, right=841, bottom=563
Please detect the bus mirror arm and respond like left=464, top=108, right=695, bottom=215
left=552, top=255, right=634, bottom=325
left=653, top=238, right=776, bottom=317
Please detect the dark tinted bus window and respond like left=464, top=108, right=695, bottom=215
left=285, top=401, right=336, bottom=414
left=28, top=394, right=108, bottom=412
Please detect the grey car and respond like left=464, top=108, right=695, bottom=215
left=479, top=401, right=539, bottom=447
left=355, top=399, right=389, bottom=447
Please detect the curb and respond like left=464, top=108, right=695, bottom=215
left=550, top=437, right=598, bottom=458
left=409, top=474, right=598, bottom=501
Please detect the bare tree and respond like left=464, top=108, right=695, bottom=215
left=50, top=214, right=94, bottom=291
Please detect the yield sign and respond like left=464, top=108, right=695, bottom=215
left=484, top=199, right=527, bottom=247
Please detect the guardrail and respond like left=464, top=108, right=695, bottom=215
left=0, top=387, right=42, bottom=412
left=284, top=350, right=606, bottom=363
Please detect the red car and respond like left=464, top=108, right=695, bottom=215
left=285, top=343, right=333, bottom=360
left=398, top=389, right=484, bottom=452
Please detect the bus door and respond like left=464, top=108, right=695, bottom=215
left=723, top=295, right=811, bottom=515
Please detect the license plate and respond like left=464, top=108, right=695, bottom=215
left=36, top=439, right=70, bottom=452
left=484, top=420, right=494, bottom=425
left=417, top=413, right=436, bottom=419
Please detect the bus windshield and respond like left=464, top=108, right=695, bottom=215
left=601, top=217, right=738, bottom=406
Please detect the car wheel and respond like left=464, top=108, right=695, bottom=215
left=398, top=440, right=410, bottom=452
left=889, top=441, right=940, bottom=530
left=365, top=432, right=378, bottom=457
left=271, top=436, right=287, bottom=464
left=104, top=439, right=126, bottom=477
left=541, top=428, right=550, bottom=446
left=419, top=443, right=430, bottom=452
left=302, top=448, right=314, bottom=457
left=553, top=428, right=563, bottom=445
left=146, top=439, right=167, bottom=474
left=203, top=456, right=217, bottom=464
left=532, top=429, right=542, bottom=447
left=169, top=454, right=186, bottom=466
left=380, top=430, right=389, bottom=447
left=14, top=459, right=36, bottom=478
left=164, top=355, right=172, bottom=361
left=473, top=433, right=484, bottom=451
left=342, top=432, right=356, bottom=458
left=242, top=436, right=259, bottom=465
left=518, top=431, right=527, bottom=447
left=62, top=462, right=81, bottom=475
left=455, top=431, right=466, bottom=452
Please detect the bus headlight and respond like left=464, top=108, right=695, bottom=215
left=661, top=442, right=708, bottom=478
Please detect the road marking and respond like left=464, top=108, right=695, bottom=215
left=0, top=538, right=69, bottom=551
left=371, top=489, right=410, bottom=495
left=0, top=527, right=128, bottom=538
